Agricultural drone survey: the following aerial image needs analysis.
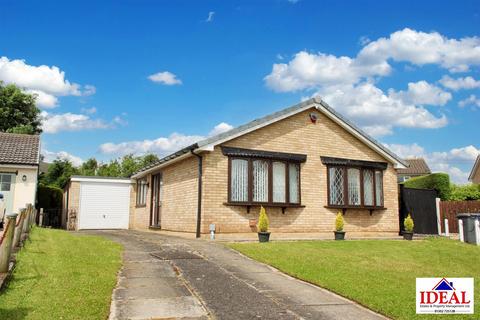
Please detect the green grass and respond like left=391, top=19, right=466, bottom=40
left=0, top=227, right=123, bottom=320
left=229, top=238, right=480, bottom=320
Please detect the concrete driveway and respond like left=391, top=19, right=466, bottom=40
left=91, top=230, right=387, bottom=320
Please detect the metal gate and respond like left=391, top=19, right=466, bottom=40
left=399, top=186, right=438, bottom=234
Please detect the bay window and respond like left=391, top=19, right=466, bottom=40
left=323, top=156, right=386, bottom=209
left=224, top=147, right=306, bottom=207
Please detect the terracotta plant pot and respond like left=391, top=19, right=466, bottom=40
left=403, top=231, right=413, bottom=240
left=258, top=232, right=271, bottom=243
left=334, top=231, right=345, bottom=240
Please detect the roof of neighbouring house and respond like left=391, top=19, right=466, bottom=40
left=397, top=158, right=431, bottom=175
left=0, top=132, right=40, bottom=166
left=132, top=97, right=408, bottom=178
left=469, top=155, right=480, bottom=182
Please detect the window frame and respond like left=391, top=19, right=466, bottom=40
left=136, top=178, right=148, bottom=207
left=326, top=165, right=384, bottom=209
left=227, top=156, right=302, bottom=207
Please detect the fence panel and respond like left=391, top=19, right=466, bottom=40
left=440, top=200, right=480, bottom=233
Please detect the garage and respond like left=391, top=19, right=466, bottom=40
left=63, top=176, right=132, bottom=230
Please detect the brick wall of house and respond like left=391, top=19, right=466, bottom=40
left=131, top=157, right=199, bottom=232
left=200, top=107, right=399, bottom=235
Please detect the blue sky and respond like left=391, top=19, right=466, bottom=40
left=0, top=0, right=479, bottom=182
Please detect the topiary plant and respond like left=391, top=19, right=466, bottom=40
left=257, top=206, right=269, bottom=232
left=335, top=211, right=344, bottom=232
left=404, top=214, right=414, bottom=232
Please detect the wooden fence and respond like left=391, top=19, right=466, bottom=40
left=439, top=200, right=480, bottom=233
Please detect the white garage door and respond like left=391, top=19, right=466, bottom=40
left=78, top=181, right=130, bottom=229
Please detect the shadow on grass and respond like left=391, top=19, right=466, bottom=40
left=0, top=307, right=31, bottom=320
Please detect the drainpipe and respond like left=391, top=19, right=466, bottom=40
left=191, top=150, right=203, bottom=238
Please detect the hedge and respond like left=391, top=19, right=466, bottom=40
left=37, top=185, right=63, bottom=209
left=402, top=173, right=451, bottom=200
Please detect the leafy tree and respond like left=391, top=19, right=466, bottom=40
left=97, top=160, right=122, bottom=177
left=79, top=158, right=98, bottom=176
left=41, top=159, right=79, bottom=188
left=139, top=154, right=159, bottom=168
left=0, top=82, right=42, bottom=134
left=449, top=184, right=480, bottom=201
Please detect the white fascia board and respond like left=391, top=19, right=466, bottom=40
left=195, top=102, right=317, bottom=152
left=131, top=152, right=193, bottom=179
left=315, top=105, right=407, bottom=169
left=71, top=177, right=133, bottom=184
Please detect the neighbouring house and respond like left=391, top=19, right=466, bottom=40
left=469, top=155, right=480, bottom=184
left=0, top=133, right=40, bottom=216
left=397, top=158, right=431, bottom=183
left=63, top=176, right=132, bottom=230
left=129, top=98, right=407, bottom=238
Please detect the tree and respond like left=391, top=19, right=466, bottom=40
left=40, top=159, right=79, bottom=188
left=0, top=82, right=42, bottom=134
left=79, top=158, right=98, bottom=176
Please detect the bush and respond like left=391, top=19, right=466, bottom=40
left=335, top=212, right=344, bottom=231
left=449, top=184, right=480, bottom=201
left=37, top=185, right=63, bottom=209
left=257, top=206, right=269, bottom=232
left=404, top=214, right=414, bottom=232
left=403, top=173, right=451, bottom=200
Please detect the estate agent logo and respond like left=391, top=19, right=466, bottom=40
left=416, top=278, right=474, bottom=314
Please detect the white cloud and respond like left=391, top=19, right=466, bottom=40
left=316, top=82, right=447, bottom=137
left=42, top=149, right=83, bottom=166
left=439, top=75, right=480, bottom=91
left=458, top=94, right=480, bottom=108
left=206, top=11, right=215, bottom=22
left=41, top=111, right=111, bottom=134
left=148, top=71, right=182, bottom=85
left=357, top=28, right=480, bottom=73
left=384, top=143, right=480, bottom=183
left=0, top=56, right=81, bottom=96
left=209, top=122, right=233, bottom=136
left=389, top=81, right=452, bottom=106
left=25, top=89, right=58, bottom=108
left=0, top=56, right=96, bottom=108
left=264, top=28, right=480, bottom=136
left=359, top=36, right=371, bottom=46
left=99, top=122, right=233, bottom=157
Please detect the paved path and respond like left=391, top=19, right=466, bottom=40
left=91, top=230, right=387, bottom=320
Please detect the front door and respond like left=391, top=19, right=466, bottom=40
left=150, top=173, right=162, bottom=228
left=0, top=173, right=15, bottom=217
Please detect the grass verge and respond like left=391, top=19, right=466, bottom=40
left=229, top=238, right=479, bottom=319
left=0, top=227, right=122, bottom=320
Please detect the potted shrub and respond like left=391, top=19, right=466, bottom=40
left=403, top=214, right=414, bottom=240
left=334, top=211, right=345, bottom=240
left=257, top=206, right=270, bottom=243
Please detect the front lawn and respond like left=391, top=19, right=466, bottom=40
left=229, top=238, right=479, bottom=320
left=0, top=227, right=122, bottom=320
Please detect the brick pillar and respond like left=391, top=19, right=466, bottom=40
left=0, top=213, right=18, bottom=273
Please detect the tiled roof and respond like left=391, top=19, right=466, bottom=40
left=132, top=98, right=407, bottom=177
left=397, top=158, right=431, bottom=175
left=0, top=133, right=40, bottom=165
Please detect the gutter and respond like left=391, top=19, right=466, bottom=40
left=191, top=149, right=203, bottom=239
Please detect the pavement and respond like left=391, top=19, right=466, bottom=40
left=89, top=230, right=388, bottom=320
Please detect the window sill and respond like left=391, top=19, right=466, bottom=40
left=135, top=204, right=147, bottom=208
left=325, top=205, right=386, bottom=215
left=224, top=202, right=305, bottom=214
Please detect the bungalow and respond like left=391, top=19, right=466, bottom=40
left=469, top=155, right=480, bottom=184
left=397, top=158, right=431, bottom=183
left=129, top=98, right=407, bottom=238
left=0, top=133, right=40, bottom=219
